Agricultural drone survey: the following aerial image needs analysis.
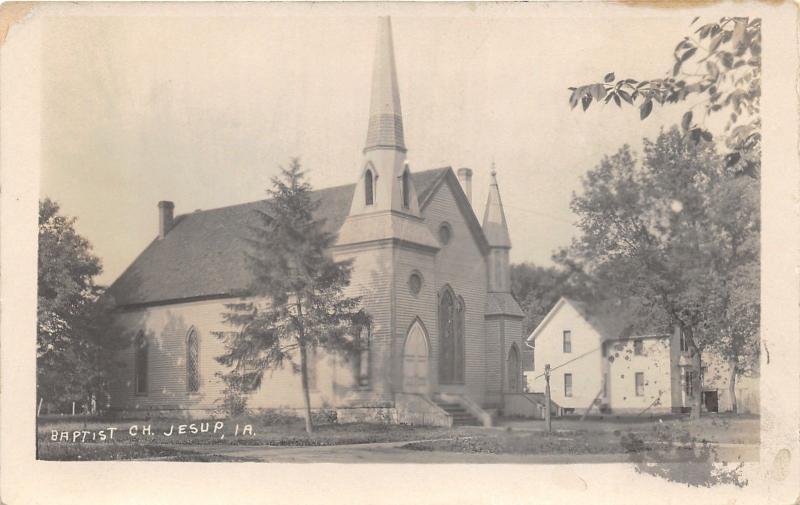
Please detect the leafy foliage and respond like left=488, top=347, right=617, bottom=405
left=37, top=198, right=124, bottom=413
left=216, top=159, right=369, bottom=432
left=568, top=17, right=760, bottom=178
left=511, top=263, right=595, bottom=335
left=559, top=128, right=759, bottom=415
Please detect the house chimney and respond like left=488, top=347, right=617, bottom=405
left=457, top=167, right=473, bottom=205
left=158, top=201, right=174, bottom=239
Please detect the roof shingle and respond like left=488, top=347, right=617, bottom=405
left=107, top=168, right=449, bottom=307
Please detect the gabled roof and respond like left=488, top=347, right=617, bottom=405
left=526, top=296, right=669, bottom=345
left=107, top=168, right=452, bottom=308
left=418, top=168, right=490, bottom=256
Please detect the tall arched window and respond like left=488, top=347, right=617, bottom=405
left=439, top=286, right=465, bottom=384
left=134, top=331, right=148, bottom=395
left=365, top=169, right=374, bottom=206
left=186, top=328, right=200, bottom=393
left=401, top=169, right=410, bottom=209
left=507, top=345, right=520, bottom=392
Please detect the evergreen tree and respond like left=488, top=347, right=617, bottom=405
left=216, top=159, right=369, bottom=433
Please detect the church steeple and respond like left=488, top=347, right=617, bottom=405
left=364, top=16, right=406, bottom=153
left=336, top=17, right=437, bottom=250
left=483, top=164, right=512, bottom=293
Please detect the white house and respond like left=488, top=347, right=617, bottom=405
left=525, top=297, right=698, bottom=416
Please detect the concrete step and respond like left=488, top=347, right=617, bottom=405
left=433, top=400, right=481, bottom=426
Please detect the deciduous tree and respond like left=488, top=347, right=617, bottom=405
left=37, top=198, right=123, bottom=414
left=569, top=17, right=760, bottom=179
left=560, top=128, right=759, bottom=417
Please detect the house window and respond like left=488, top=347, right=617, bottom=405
left=439, top=287, right=465, bottom=384
left=401, top=169, right=410, bottom=209
left=563, top=330, right=572, bottom=353
left=564, top=373, right=573, bottom=397
left=680, top=329, right=689, bottom=352
left=365, top=168, right=374, bottom=206
left=635, top=372, right=644, bottom=396
left=186, top=328, right=200, bottom=393
left=685, top=370, right=695, bottom=397
left=634, top=339, right=643, bottom=355
left=134, top=331, right=148, bottom=395
left=602, top=372, right=608, bottom=398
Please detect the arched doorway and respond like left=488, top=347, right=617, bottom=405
left=507, top=345, right=520, bottom=392
left=403, top=321, right=429, bottom=394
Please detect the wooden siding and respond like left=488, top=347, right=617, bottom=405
left=422, top=178, right=488, bottom=403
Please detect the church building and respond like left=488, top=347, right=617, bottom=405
left=106, top=17, right=530, bottom=426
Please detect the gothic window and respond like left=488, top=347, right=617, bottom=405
left=507, top=345, right=520, bottom=392
left=365, top=168, right=374, bottom=206
left=438, top=286, right=465, bottom=384
left=401, top=169, right=410, bottom=209
left=356, top=325, right=370, bottom=387
left=186, top=328, right=200, bottom=393
left=134, top=331, right=148, bottom=395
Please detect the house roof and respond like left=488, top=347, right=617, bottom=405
left=107, top=168, right=452, bottom=308
left=526, top=296, right=670, bottom=344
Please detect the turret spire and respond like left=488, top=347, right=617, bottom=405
left=364, top=16, right=406, bottom=153
left=482, top=169, right=512, bottom=248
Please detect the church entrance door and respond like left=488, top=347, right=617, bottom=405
left=403, top=321, right=429, bottom=394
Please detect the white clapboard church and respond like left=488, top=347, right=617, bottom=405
left=106, top=17, right=533, bottom=426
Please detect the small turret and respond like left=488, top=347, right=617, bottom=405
left=482, top=164, right=512, bottom=292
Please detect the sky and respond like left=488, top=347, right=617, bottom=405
left=41, top=8, right=694, bottom=286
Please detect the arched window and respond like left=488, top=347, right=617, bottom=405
left=134, top=331, right=148, bottom=395
left=365, top=168, right=374, bottom=206
left=401, top=169, right=410, bottom=209
left=439, top=286, right=465, bottom=384
left=186, top=328, right=200, bottom=393
left=507, top=345, right=520, bottom=392
left=356, top=324, right=370, bottom=387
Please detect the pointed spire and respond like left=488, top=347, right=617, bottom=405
left=364, top=17, right=406, bottom=153
left=482, top=167, right=512, bottom=248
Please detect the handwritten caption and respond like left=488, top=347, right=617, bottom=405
left=50, top=422, right=255, bottom=442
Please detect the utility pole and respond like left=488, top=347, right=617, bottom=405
left=544, top=363, right=552, bottom=433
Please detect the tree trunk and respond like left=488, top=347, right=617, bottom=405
left=299, top=343, right=314, bottom=434
left=691, top=348, right=703, bottom=420
left=727, top=360, right=738, bottom=414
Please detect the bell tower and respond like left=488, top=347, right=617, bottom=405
left=337, top=17, right=437, bottom=249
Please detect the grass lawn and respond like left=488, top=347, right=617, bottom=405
left=37, top=413, right=477, bottom=460
left=37, top=412, right=758, bottom=462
